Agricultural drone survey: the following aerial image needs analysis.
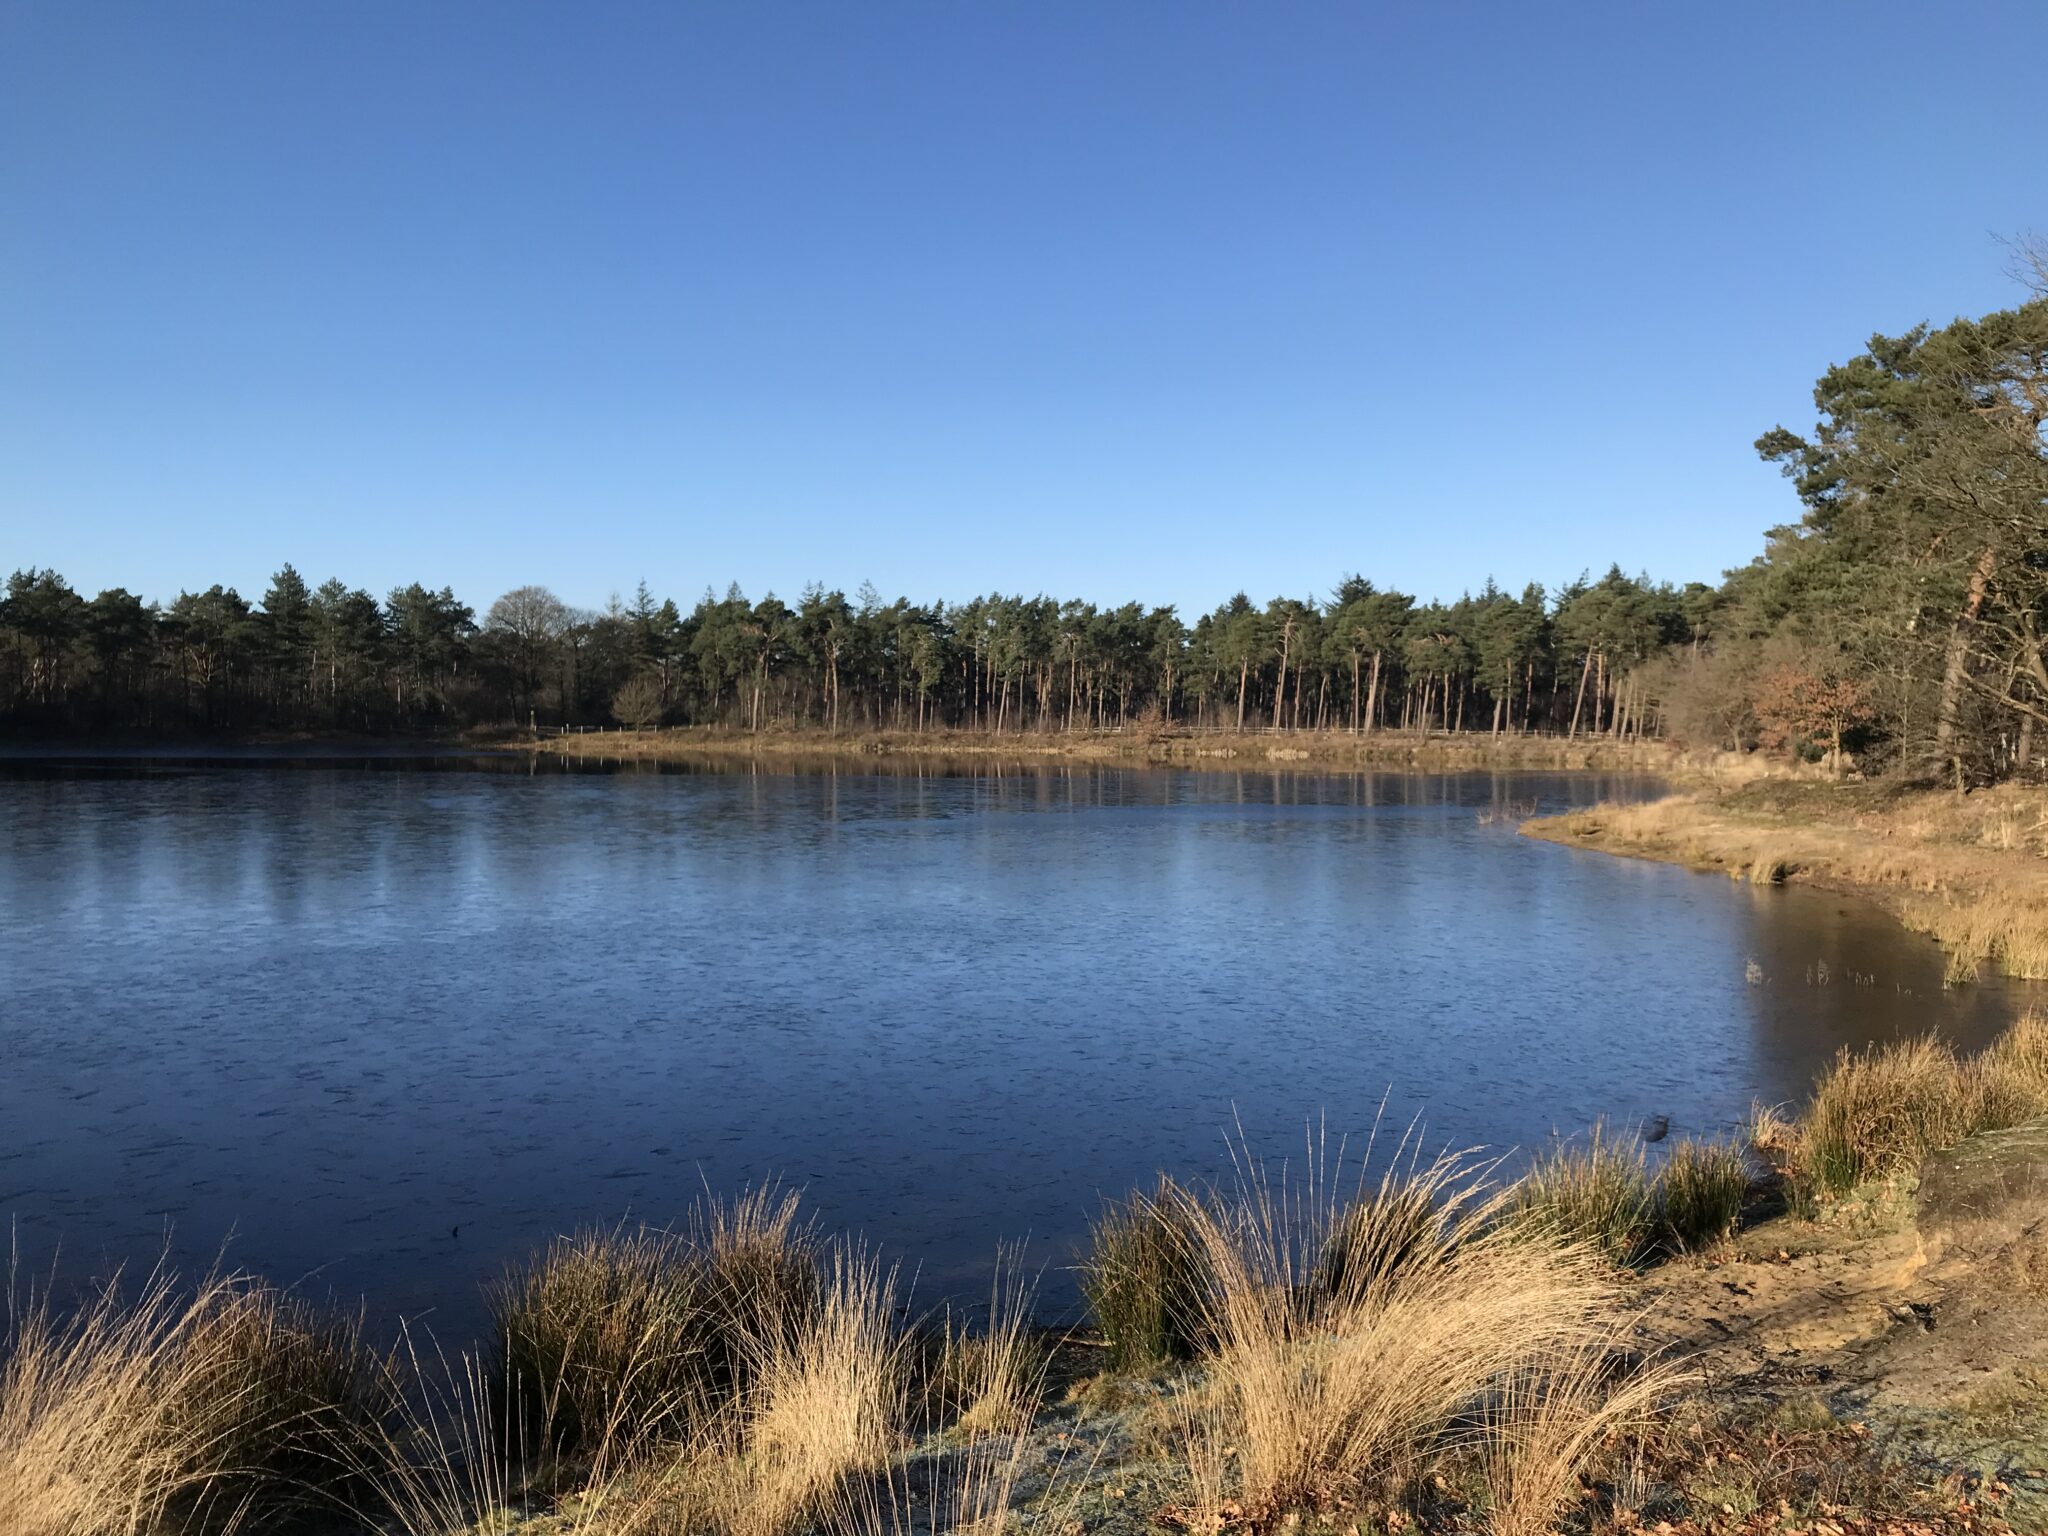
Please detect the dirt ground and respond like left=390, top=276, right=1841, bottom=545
left=1634, top=1124, right=2048, bottom=1529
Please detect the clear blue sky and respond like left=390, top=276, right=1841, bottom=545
left=1, top=2, right=2039, bottom=617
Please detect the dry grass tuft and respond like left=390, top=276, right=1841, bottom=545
left=1479, top=1337, right=1689, bottom=1536
left=1970, top=1011, right=2048, bottom=1129
left=1745, top=1099, right=1801, bottom=1162
left=374, top=1234, right=908, bottom=1536
left=490, top=1185, right=818, bottom=1457
left=1162, top=1138, right=1669, bottom=1524
left=1506, top=1123, right=1653, bottom=1267
left=1793, top=1017, right=2048, bottom=1199
left=920, top=1253, right=1043, bottom=1440
left=1080, top=1176, right=1212, bottom=1371
left=0, top=1265, right=386, bottom=1536
left=734, top=1242, right=906, bottom=1535
left=1801, top=1035, right=1975, bottom=1197
left=1652, top=1138, right=1752, bottom=1255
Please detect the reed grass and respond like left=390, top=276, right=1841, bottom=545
left=0, top=1266, right=386, bottom=1536
left=1652, top=1138, right=1752, bottom=1254
left=1313, top=1168, right=1449, bottom=1303
left=1161, top=1138, right=1669, bottom=1524
left=374, top=1233, right=910, bottom=1536
left=1970, top=1011, right=2048, bottom=1129
left=1479, top=1338, right=1689, bottom=1536
left=1505, top=1123, right=1654, bottom=1267
left=920, top=1252, right=1043, bottom=1439
left=727, top=1243, right=906, bottom=1536
left=489, top=1185, right=818, bottom=1457
left=1080, top=1176, right=1212, bottom=1370
left=1793, top=1017, right=2048, bottom=1198
left=1800, top=1035, right=1975, bottom=1197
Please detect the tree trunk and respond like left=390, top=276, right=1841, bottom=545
left=1568, top=651, right=1594, bottom=738
left=1934, top=546, right=1996, bottom=787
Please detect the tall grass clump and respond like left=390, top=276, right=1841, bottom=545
left=491, top=1223, right=719, bottom=1456
left=1968, top=1011, right=2048, bottom=1130
left=1080, top=1176, right=1212, bottom=1371
left=725, top=1243, right=907, bottom=1536
left=1506, top=1123, right=1653, bottom=1267
left=919, top=1250, right=1044, bottom=1439
left=0, top=1266, right=387, bottom=1536
left=1800, top=1035, right=1973, bottom=1197
left=1479, top=1339, right=1686, bottom=1536
left=1163, top=1138, right=1678, bottom=1524
left=1313, top=1165, right=1450, bottom=1303
left=386, top=1233, right=910, bottom=1536
left=1652, top=1139, right=1751, bottom=1254
left=490, top=1185, right=818, bottom=1457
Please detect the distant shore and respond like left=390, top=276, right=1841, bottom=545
left=524, top=723, right=1692, bottom=775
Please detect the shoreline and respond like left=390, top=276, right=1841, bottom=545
left=14, top=1094, right=2043, bottom=1533
left=524, top=723, right=1695, bottom=775
left=1522, top=779, right=2048, bottom=985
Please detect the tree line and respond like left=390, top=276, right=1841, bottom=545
left=5, top=266, right=2044, bottom=779
left=0, top=563, right=1702, bottom=742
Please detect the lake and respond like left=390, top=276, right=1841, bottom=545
left=0, top=756, right=2031, bottom=1335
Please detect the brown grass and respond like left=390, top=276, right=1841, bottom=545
left=0, top=1265, right=385, bottom=1536
left=1160, top=1140, right=1679, bottom=1523
left=1478, top=1336, right=1684, bottom=1536
left=531, top=723, right=1684, bottom=777
left=1802, top=1035, right=1976, bottom=1196
left=708, top=1243, right=906, bottom=1536
left=921, top=1252, right=1043, bottom=1440
left=1798, top=1017, right=2048, bottom=1197
left=489, top=1185, right=818, bottom=1457
left=1504, top=1123, right=1653, bottom=1267
left=372, top=1233, right=910, bottom=1536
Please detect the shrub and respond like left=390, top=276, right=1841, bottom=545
left=1652, top=1139, right=1751, bottom=1254
left=611, top=669, right=667, bottom=731
left=1506, top=1124, right=1653, bottom=1267
left=1081, top=1177, right=1212, bottom=1371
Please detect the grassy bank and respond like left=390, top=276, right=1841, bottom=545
left=10, top=1025, right=2046, bottom=1536
left=1524, top=778, right=2048, bottom=984
left=530, top=724, right=1689, bottom=776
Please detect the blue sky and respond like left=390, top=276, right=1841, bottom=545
left=1, top=2, right=2040, bottom=616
